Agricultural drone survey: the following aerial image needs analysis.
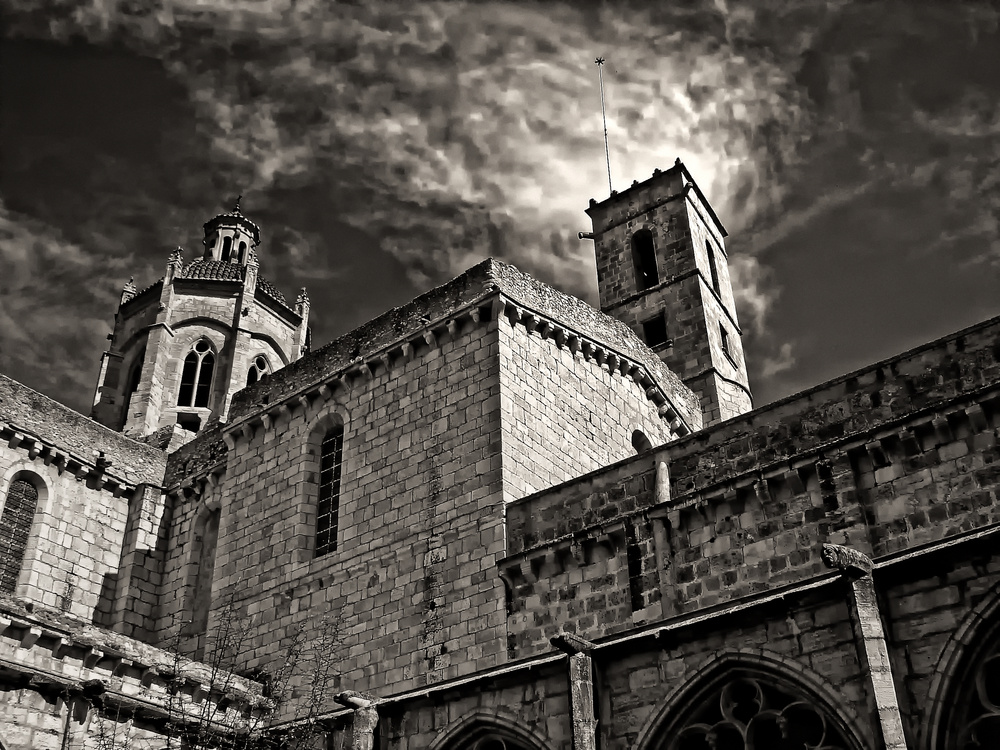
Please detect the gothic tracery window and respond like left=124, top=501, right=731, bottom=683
left=947, top=629, right=1000, bottom=748
left=178, top=340, right=215, bottom=408
left=315, top=424, right=344, bottom=557
left=246, top=355, right=270, bottom=387
left=0, top=475, right=40, bottom=594
left=659, top=673, right=852, bottom=750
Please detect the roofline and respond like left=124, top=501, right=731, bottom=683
left=585, top=159, right=728, bottom=238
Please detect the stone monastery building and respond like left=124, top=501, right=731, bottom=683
left=2, top=161, right=1000, bottom=750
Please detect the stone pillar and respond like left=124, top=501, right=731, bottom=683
left=821, top=544, right=908, bottom=750
left=335, top=691, right=379, bottom=750
left=551, top=633, right=597, bottom=750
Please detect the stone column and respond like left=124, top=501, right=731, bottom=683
left=334, top=691, right=379, bottom=750
left=551, top=633, right=597, bottom=750
left=821, top=544, right=908, bottom=750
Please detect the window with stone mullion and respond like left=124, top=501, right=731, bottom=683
left=316, top=427, right=343, bottom=557
left=0, top=479, right=39, bottom=594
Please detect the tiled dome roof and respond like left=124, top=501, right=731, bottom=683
left=179, top=260, right=289, bottom=306
left=181, top=260, right=243, bottom=282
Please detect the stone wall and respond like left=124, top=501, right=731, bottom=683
left=0, top=375, right=165, bottom=624
left=213, top=310, right=509, bottom=709
left=502, top=313, right=1000, bottom=655
left=497, top=310, right=672, bottom=502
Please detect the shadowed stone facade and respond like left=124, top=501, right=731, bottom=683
left=0, top=166, right=997, bottom=750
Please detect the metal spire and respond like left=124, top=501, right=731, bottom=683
left=595, top=57, right=613, bottom=195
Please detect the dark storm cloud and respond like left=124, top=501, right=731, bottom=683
left=2, top=0, right=1000, bottom=411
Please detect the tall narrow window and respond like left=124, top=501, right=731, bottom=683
left=706, top=239, right=721, bottom=296
left=719, top=323, right=733, bottom=361
left=246, top=355, right=270, bottom=387
left=178, top=340, right=215, bottom=408
left=0, top=476, right=40, bottom=594
left=238, top=241, right=247, bottom=264
left=631, top=229, right=659, bottom=291
left=186, top=507, right=220, bottom=659
left=316, top=425, right=344, bottom=557
left=221, top=235, right=233, bottom=262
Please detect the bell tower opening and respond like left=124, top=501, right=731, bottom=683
left=584, top=160, right=752, bottom=427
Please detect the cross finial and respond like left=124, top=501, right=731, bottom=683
left=595, top=57, right=605, bottom=65
left=233, top=194, right=242, bottom=212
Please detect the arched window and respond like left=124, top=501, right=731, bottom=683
left=184, top=507, right=220, bottom=659
left=706, top=239, right=721, bottom=296
left=178, top=340, right=215, bottom=408
left=221, top=236, right=233, bottom=262
left=938, top=615, right=1000, bottom=748
left=632, top=229, right=659, bottom=291
left=238, top=240, right=247, bottom=264
left=246, top=355, right=270, bottom=387
left=316, top=424, right=344, bottom=557
left=0, top=475, right=40, bottom=594
left=632, top=430, right=654, bottom=454
left=649, top=670, right=855, bottom=750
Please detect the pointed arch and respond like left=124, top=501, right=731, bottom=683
left=634, top=649, right=868, bottom=750
left=178, top=339, right=216, bottom=408
left=922, top=578, right=1000, bottom=749
left=427, top=710, right=556, bottom=750
left=0, top=471, right=45, bottom=595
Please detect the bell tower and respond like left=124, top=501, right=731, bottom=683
left=585, top=160, right=752, bottom=426
left=91, top=200, right=310, bottom=439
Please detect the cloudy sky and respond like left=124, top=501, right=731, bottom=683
left=2, top=0, right=1000, bottom=416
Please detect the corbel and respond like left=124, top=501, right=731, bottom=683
left=260, top=412, right=273, bottom=432
left=754, top=477, right=771, bottom=504
left=27, top=444, right=41, bottom=460
left=897, top=427, right=921, bottom=457
left=240, top=423, right=255, bottom=444
left=582, top=340, right=595, bottom=361
left=784, top=468, right=806, bottom=496
left=447, top=319, right=459, bottom=338
left=673, top=422, right=691, bottom=437
left=470, top=307, right=482, bottom=325
left=967, top=403, right=989, bottom=434
left=932, top=414, right=954, bottom=446
left=864, top=439, right=890, bottom=468
left=222, top=431, right=237, bottom=451
left=141, top=666, right=159, bottom=689
left=380, top=352, right=392, bottom=375
left=401, top=341, right=415, bottom=362
left=597, top=347, right=610, bottom=367
left=537, top=320, right=552, bottom=339
left=20, top=626, right=42, bottom=649
left=606, top=352, right=619, bottom=372
left=658, top=403, right=677, bottom=422
left=112, top=657, right=134, bottom=677
left=297, top=394, right=312, bottom=419
left=362, top=362, right=376, bottom=381
left=423, top=330, right=437, bottom=348
left=109, top=481, right=126, bottom=498
left=568, top=333, right=581, bottom=354
left=554, top=328, right=568, bottom=349
left=7, top=431, right=23, bottom=449
left=492, top=296, right=508, bottom=323
left=318, top=383, right=333, bottom=401
left=522, top=313, right=538, bottom=335
left=72, top=461, right=90, bottom=482
left=51, top=636, right=70, bottom=659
